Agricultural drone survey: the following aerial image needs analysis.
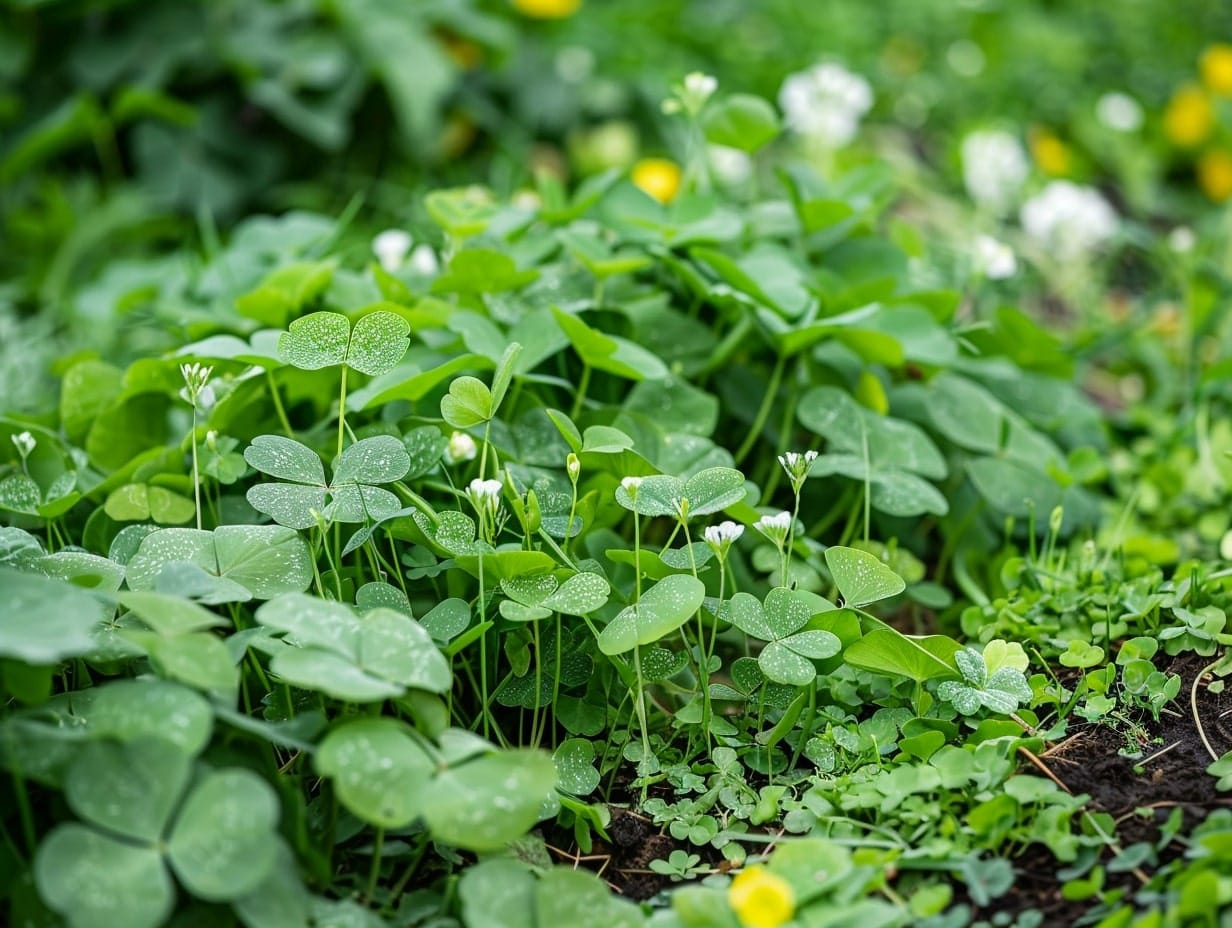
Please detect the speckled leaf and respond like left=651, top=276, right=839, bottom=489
left=278, top=311, right=350, bottom=370
left=0, top=568, right=106, bottom=663
left=244, top=435, right=326, bottom=485
left=66, top=738, right=190, bottom=843
left=501, top=573, right=558, bottom=606
left=38, top=550, right=125, bottom=593
left=247, top=482, right=328, bottom=529
left=420, top=598, right=471, bottom=642
left=870, top=470, right=949, bottom=517
left=84, top=679, right=213, bottom=755
left=499, top=600, right=551, bottom=622
left=166, top=768, right=280, bottom=901
left=403, top=426, right=448, bottom=479
left=727, top=592, right=775, bottom=641
left=315, top=718, right=433, bottom=828
left=614, top=474, right=684, bottom=517
left=213, top=525, right=313, bottom=598
left=0, top=474, right=41, bottom=515
left=440, top=376, right=494, bottom=428
left=761, top=587, right=813, bottom=637
left=553, top=738, right=600, bottom=796
left=542, top=572, right=610, bottom=615
left=257, top=594, right=360, bottom=655
left=326, top=483, right=402, bottom=523
left=781, top=629, right=841, bottom=659
left=824, top=545, right=905, bottom=607
left=346, top=311, right=411, bottom=376
left=334, top=435, right=411, bottom=485
left=757, top=640, right=817, bottom=686
left=355, top=582, right=412, bottom=615
left=597, top=574, right=706, bottom=655
left=125, top=529, right=214, bottom=591
left=35, top=824, right=172, bottom=928
left=413, top=510, right=477, bottom=555
left=423, top=749, right=556, bottom=851
left=358, top=608, right=451, bottom=693
left=681, top=467, right=746, bottom=517
left=639, top=646, right=688, bottom=681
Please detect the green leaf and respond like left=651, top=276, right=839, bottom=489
left=534, top=868, right=644, bottom=928
left=357, top=608, right=452, bottom=693
left=272, top=648, right=403, bottom=701
left=212, top=525, right=314, bottom=599
left=278, top=311, right=350, bottom=370
left=423, top=749, right=557, bottom=852
left=459, top=859, right=535, bottom=928
left=166, top=769, right=281, bottom=901
left=702, top=93, right=780, bottom=152
left=35, top=824, right=173, bottom=928
left=333, top=436, right=411, bottom=485
left=84, top=680, right=214, bottom=756
left=118, top=592, right=229, bottom=636
left=824, top=546, right=906, bottom=607
left=553, top=738, right=601, bottom=796
left=104, top=484, right=196, bottom=524
left=598, top=574, right=706, bottom=655
left=489, top=342, right=523, bottom=413
left=66, top=738, right=190, bottom=844
left=244, top=436, right=326, bottom=484
left=441, top=376, right=494, bottom=428
left=346, top=311, right=412, bottom=377
left=541, top=572, right=610, bottom=616
left=552, top=308, right=669, bottom=381
left=0, top=568, right=105, bottom=663
left=844, top=628, right=961, bottom=682
left=316, top=718, right=434, bottom=827
left=147, top=632, right=240, bottom=694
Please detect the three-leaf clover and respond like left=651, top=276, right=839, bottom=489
left=727, top=587, right=840, bottom=686
left=499, top=571, right=611, bottom=622
left=937, top=647, right=1033, bottom=716
left=245, top=434, right=410, bottom=529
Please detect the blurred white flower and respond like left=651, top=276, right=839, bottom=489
left=1095, top=92, right=1144, bottom=132
left=1168, top=226, right=1196, bottom=253
left=11, top=430, right=36, bottom=459
left=620, top=476, right=643, bottom=494
left=446, top=431, right=478, bottom=464
left=961, top=130, right=1029, bottom=213
left=779, top=62, right=873, bottom=147
left=373, top=229, right=413, bottom=273
left=407, top=244, right=439, bottom=276
left=684, top=72, right=718, bottom=102
left=708, top=145, right=753, bottom=186
left=973, top=234, right=1018, bottom=280
left=179, top=363, right=215, bottom=409
left=554, top=46, right=595, bottom=83
left=1020, top=181, right=1118, bottom=253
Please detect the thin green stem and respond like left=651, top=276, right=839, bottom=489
left=190, top=408, right=203, bottom=531
left=266, top=369, right=295, bottom=437
left=337, top=367, right=349, bottom=460
left=735, top=354, right=785, bottom=465
left=571, top=363, right=592, bottom=420
left=365, top=827, right=385, bottom=903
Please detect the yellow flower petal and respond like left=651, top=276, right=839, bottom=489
left=1164, top=85, right=1214, bottom=147
left=1200, top=43, right=1232, bottom=96
left=632, top=158, right=683, bottom=204
left=1198, top=149, right=1232, bottom=203
left=1030, top=131, right=1071, bottom=176
left=729, top=866, right=796, bottom=928
left=511, top=0, right=581, bottom=19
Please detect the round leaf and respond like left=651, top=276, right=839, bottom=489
left=270, top=648, right=403, bottom=702
left=824, top=546, right=906, bottom=607
left=243, top=435, right=326, bottom=485
left=278, top=311, right=350, bottom=371
left=213, top=525, right=314, bottom=599
left=541, top=572, right=610, bottom=616
left=423, top=749, right=557, bottom=851
left=84, top=679, right=214, bottom=756
left=315, top=718, right=434, bottom=828
left=0, top=568, right=106, bottom=663
left=333, top=435, right=411, bottom=485
left=357, top=609, right=452, bottom=693
left=66, top=738, right=190, bottom=843
left=346, top=311, right=411, bottom=377
left=597, top=574, right=706, bottom=655
left=702, top=93, right=780, bottom=152
left=553, top=738, right=600, bottom=796
left=441, top=376, right=494, bottom=428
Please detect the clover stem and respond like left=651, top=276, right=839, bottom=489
left=336, top=367, right=349, bottom=460
left=550, top=613, right=563, bottom=748
left=364, top=827, right=385, bottom=903
left=571, top=363, right=592, bottom=420
left=680, top=518, right=712, bottom=747
left=531, top=620, right=544, bottom=748
left=266, top=369, right=294, bottom=437
left=734, top=353, right=785, bottom=465
left=632, top=642, right=651, bottom=803
left=190, top=406, right=203, bottom=531
left=788, top=677, right=818, bottom=770
left=478, top=547, right=490, bottom=741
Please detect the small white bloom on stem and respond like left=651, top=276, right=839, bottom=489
left=11, top=430, right=36, bottom=459
left=373, top=229, right=413, bottom=273
left=566, top=453, right=581, bottom=483
left=754, top=511, right=793, bottom=545
left=704, top=520, right=745, bottom=559
left=408, top=244, right=440, bottom=276
left=620, top=476, right=643, bottom=500
left=179, top=363, right=215, bottom=408
left=446, top=431, right=478, bottom=464
left=778, top=450, right=819, bottom=494
left=1168, top=227, right=1196, bottom=253
left=1095, top=92, right=1144, bottom=132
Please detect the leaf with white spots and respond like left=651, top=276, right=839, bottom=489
left=423, top=749, right=557, bottom=851
left=213, top=525, right=313, bottom=598
left=325, top=483, right=402, bottom=524
left=346, top=311, right=411, bottom=376
left=0, top=568, right=107, bottom=663
left=166, top=768, right=281, bottom=901
left=246, top=482, right=328, bottom=529
left=124, top=529, right=215, bottom=591
left=39, top=550, right=125, bottom=593
left=83, top=679, right=214, bottom=755
left=542, top=572, right=610, bottom=616
left=614, top=474, right=684, bottom=517
left=0, top=473, right=42, bottom=515
left=148, top=632, right=240, bottom=694
left=333, top=435, right=411, bottom=485
left=824, top=545, right=906, bottom=607
left=271, top=648, right=403, bottom=701
left=458, top=859, right=535, bottom=928
left=278, top=311, right=350, bottom=370
left=65, top=738, right=190, bottom=843
left=413, top=509, right=478, bottom=555
left=681, top=467, right=746, bottom=517
left=419, top=598, right=472, bottom=643
left=243, top=435, right=326, bottom=484
left=553, top=738, right=600, bottom=796
left=315, top=718, right=434, bottom=828
left=35, top=824, right=172, bottom=928
left=501, top=573, right=558, bottom=606
left=757, top=639, right=819, bottom=686
left=403, top=426, right=448, bottom=480
left=597, top=574, right=706, bottom=655
left=256, top=593, right=361, bottom=655
left=357, top=608, right=452, bottom=693
left=639, top=646, right=688, bottom=681
left=355, top=581, right=412, bottom=615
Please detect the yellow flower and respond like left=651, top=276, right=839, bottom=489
left=511, top=0, right=581, bottom=18
left=632, top=158, right=682, bottom=204
left=1198, top=149, right=1232, bottom=202
left=728, top=866, right=795, bottom=928
left=1030, top=131, right=1072, bottom=176
left=1164, top=85, right=1214, bottom=147
left=1200, top=44, right=1232, bottom=95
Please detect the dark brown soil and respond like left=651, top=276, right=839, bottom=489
left=994, top=651, right=1232, bottom=923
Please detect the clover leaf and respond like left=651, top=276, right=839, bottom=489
left=937, top=647, right=1033, bottom=716
left=244, top=434, right=410, bottom=530
left=613, top=467, right=745, bottom=519
left=499, top=571, right=611, bottom=623
left=277, top=310, right=410, bottom=377
left=728, top=587, right=840, bottom=686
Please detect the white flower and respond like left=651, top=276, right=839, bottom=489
left=1095, top=92, right=1144, bottom=132
left=973, top=235, right=1018, bottom=280
left=555, top=46, right=595, bottom=83
left=445, top=431, right=478, bottom=464
left=11, top=430, right=36, bottom=458
left=961, top=130, right=1029, bottom=213
left=754, top=511, right=793, bottom=545
left=620, top=476, right=643, bottom=494
left=512, top=189, right=542, bottom=212
left=179, top=363, right=215, bottom=408
left=704, top=521, right=745, bottom=546
left=684, top=72, right=718, bottom=102
left=779, top=62, right=873, bottom=147
left=566, top=453, right=581, bottom=482
left=373, top=230, right=412, bottom=273
left=778, top=450, right=819, bottom=493
left=1168, top=226, right=1196, bottom=253
left=469, top=478, right=503, bottom=501
left=1020, top=181, right=1118, bottom=254
left=708, top=145, right=753, bottom=186
left=407, top=243, right=439, bottom=276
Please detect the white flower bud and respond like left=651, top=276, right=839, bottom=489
left=446, top=431, right=478, bottom=464
left=373, top=229, right=413, bottom=273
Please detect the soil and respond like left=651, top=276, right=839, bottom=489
left=991, top=651, right=1232, bottom=924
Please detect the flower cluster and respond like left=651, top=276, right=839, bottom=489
left=372, top=230, right=439, bottom=275
left=179, top=363, right=216, bottom=409
left=778, top=62, right=872, bottom=147
left=1019, top=181, right=1118, bottom=254
left=662, top=71, right=718, bottom=116
left=777, top=449, right=818, bottom=495
left=960, top=129, right=1029, bottom=213
left=1162, top=44, right=1232, bottom=202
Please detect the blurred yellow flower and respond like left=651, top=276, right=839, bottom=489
left=632, top=158, right=682, bottom=204
left=728, top=866, right=795, bottom=928
left=512, top=0, right=581, bottom=18
left=1200, top=43, right=1232, bottom=95
left=1030, top=131, right=1072, bottom=176
left=1198, top=149, right=1232, bottom=202
left=1164, top=85, right=1214, bottom=147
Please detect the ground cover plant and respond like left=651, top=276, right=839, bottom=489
left=4, top=4, right=1232, bottom=928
